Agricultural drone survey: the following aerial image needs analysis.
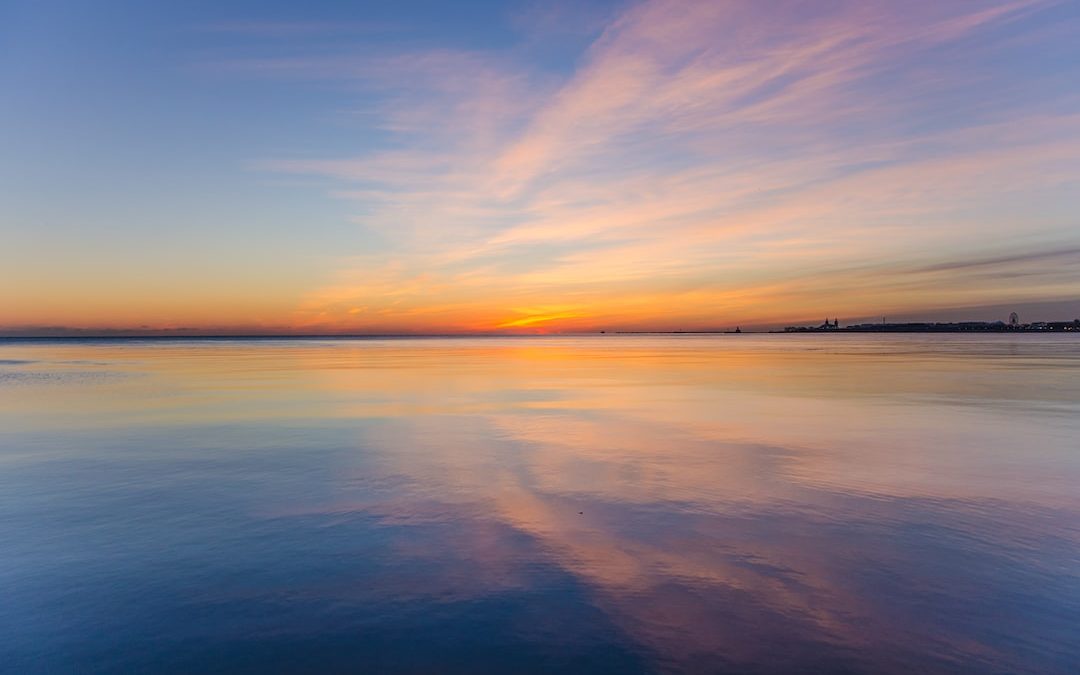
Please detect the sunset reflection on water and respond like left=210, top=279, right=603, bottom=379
left=2, top=335, right=1078, bottom=673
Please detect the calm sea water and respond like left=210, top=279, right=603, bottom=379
left=1, top=335, right=1078, bottom=674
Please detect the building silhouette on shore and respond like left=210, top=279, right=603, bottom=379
left=782, top=313, right=1080, bottom=333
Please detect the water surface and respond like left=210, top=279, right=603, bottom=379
left=1, top=335, right=1078, bottom=673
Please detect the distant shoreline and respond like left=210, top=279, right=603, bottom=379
left=777, top=321, right=1079, bottom=333
left=1, top=328, right=1078, bottom=340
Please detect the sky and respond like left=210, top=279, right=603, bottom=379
left=2, top=0, right=1079, bottom=334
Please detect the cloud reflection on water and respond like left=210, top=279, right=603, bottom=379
left=1, top=335, right=1078, bottom=673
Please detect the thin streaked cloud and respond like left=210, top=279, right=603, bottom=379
left=233, top=0, right=1077, bottom=331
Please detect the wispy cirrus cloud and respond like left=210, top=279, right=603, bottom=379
left=231, top=0, right=1078, bottom=331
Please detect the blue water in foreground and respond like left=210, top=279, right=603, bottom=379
left=1, top=335, right=1078, bottom=673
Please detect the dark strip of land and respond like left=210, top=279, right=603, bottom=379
left=781, top=321, right=1079, bottom=333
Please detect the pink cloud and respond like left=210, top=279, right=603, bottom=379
left=249, top=0, right=1076, bottom=331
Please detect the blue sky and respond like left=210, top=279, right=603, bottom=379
left=2, top=0, right=1079, bottom=332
